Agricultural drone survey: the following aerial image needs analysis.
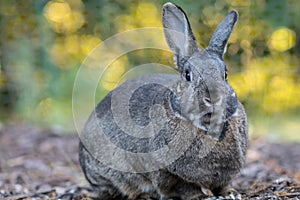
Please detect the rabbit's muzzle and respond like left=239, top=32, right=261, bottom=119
left=197, top=95, right=226, bottom=139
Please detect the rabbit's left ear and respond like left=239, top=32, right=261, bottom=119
left=162, top=3, right=198, bottom=64
left=206, top=10, right=238, bottom=58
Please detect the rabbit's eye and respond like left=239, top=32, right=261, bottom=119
left=185, top=70, right=191, bottom=81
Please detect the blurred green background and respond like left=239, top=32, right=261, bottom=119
left=0, top=0, right=299, bottom=141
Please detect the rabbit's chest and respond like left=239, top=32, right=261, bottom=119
left=167, top=131, right=243, bottom=186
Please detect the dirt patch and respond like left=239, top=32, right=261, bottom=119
left=0, top=123, right=299, bottom=199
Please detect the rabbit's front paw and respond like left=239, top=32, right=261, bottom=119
left=212, top=186, right=238, bottom=196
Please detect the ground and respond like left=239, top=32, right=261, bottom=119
left=0, top=123, right=299, bottom=199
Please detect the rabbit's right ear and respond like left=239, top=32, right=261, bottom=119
left=162, top=3, right=198, bottom=71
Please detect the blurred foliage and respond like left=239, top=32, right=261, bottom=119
left=0, top=0, right=299, bottom=140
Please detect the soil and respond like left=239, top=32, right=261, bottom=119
left=0, top=123, right=299, bottom=200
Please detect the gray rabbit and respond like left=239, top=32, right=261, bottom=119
left=79, top=2, right=248, bottom=200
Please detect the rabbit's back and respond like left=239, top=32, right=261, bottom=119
left=79, top=73, right=180, bottom=154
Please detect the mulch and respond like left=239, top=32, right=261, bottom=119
left=0, top=123, right=299, bottom=199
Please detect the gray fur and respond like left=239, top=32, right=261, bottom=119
left=207, top=10, right=238, bottom=58
left=79, top=2, right=248, bottom=199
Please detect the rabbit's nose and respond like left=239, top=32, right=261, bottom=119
left=203, top=96, right=223, bottom=107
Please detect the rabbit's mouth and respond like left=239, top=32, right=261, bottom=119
left=181, top=110, right=213, bottom=132
left=192, top=111, right=226, bottom=139
left=192, top=114, right=211, bottom=132
left=202, top=112, right=212, bottom=128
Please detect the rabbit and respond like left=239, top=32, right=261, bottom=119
left=79, top=2, right=248, bottom=200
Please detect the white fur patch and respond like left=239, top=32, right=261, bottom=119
left=139, top=184, right=154, bottom=193
left=231, top=108, right=239, bottom=117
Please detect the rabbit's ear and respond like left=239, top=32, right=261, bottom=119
left=162, top=3, right=198, bottom=69
left=206, top=10, right=238, bottom=58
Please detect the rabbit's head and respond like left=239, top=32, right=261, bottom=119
left=163, top=3, right=238, bottom=139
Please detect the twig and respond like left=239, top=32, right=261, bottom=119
left=277, top=192, right=300, bottom=198
left=5, top=189, right=56, bottom=200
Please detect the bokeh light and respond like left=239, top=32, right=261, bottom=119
left=43, top=0, right=85, bottom=33
left=268, top=27, right=296, bottom=52
left=100, top=56, right=127, bottom=91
